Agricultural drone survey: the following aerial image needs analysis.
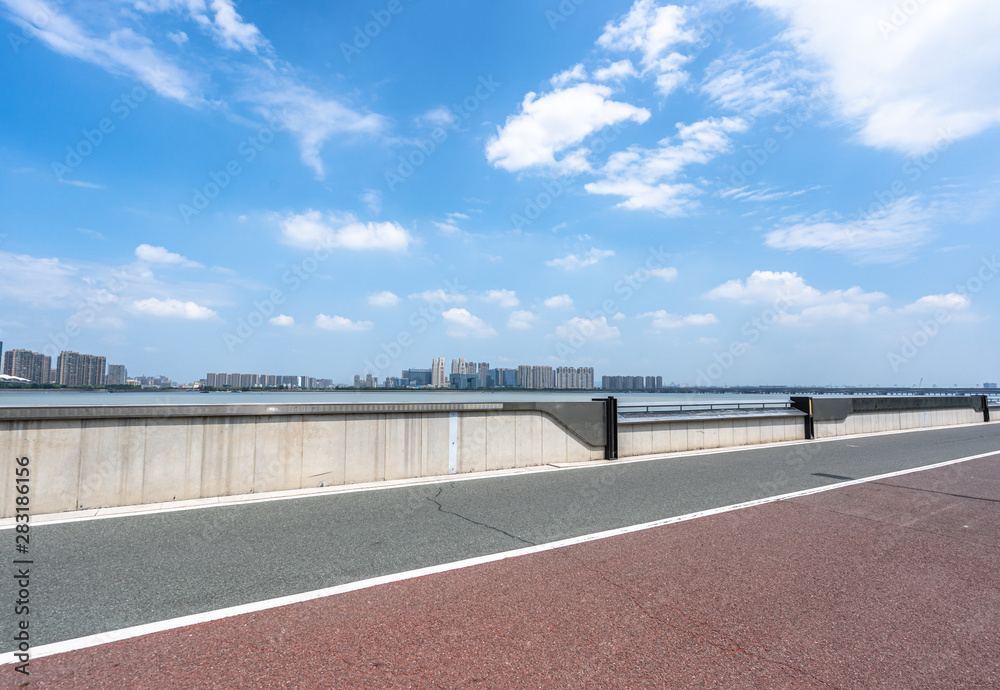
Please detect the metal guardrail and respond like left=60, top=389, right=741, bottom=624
left=617, top=401, right=792, bottom=414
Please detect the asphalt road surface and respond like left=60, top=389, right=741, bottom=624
left=5, top=423, right=1000, bottom=651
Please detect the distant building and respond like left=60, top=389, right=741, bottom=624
left=432, top=358, right=447, bottom=387
left=403, top=368, right=433, bottom=387
left=985, top=382, right=998, bottom=389
left=449, top=372, right=480, bottom=389
left=107, top=364, right=128, bottom=386
left=56, top=351, right=106, bottom=387
left=3, top=349, right=51, bottom=384
left=601, top=375, right=660, bottom=391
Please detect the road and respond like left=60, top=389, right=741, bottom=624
left=4, top=423, right=1000, bottom=653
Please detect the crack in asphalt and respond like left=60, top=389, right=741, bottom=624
left=427, top=486, right=536, bottom=547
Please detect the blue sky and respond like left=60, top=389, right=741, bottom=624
left=1, top=0, right=998, bottom=386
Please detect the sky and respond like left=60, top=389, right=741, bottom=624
left=0, top=0, right=998, bottom=387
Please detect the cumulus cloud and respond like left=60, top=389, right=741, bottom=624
left=593, top=60, right=638, bottom=82
left=898, top=293, right=971, bottom=314
left=585, top=117, right=747, bottom=214
left=482, top=289, right=519, bottom=308
left=544, top=294, right=574, bottom=308
left=639, top=310, right=718, bottom=329
left=752, top=0, right=1000, bottom=154
left=555, top=316, right=621, bottom=342
left=134, top=244, right=203, bottom=268
left=649, top=267, right=678, bottom=281
left=707, top=270, right=887, bottom=325
left=507, top=310, right=536, bottom=330
left=368, top=291, right=399, bottom=307
left=546, top=248, right=615, bottom=270
left=485, top=83, right=650, bottom=173
left=597, top=0, right=697, bottom=95
left=315, top=314, right=373, bottom=332
left=707, top=270, right=885, bottom=307
left=279, top=211, right=412, bottom=252
left=409, top=289, right=467, bottom=304
left=128, top=297, right=218, bottom=320
left=269, top=314, right=294, bottom=326
left=442, top=308, right=497, bottom=338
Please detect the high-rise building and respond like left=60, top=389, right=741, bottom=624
left=531, top=365, right=554, bottom=389
left=56, top=351, right=106, bottom=387
left=432, top=358, right=446, bottom=387
left=3, top=349, right=51, bottom=384
left=577, top=367, right=595, bottom=389
left=451, top=358, right=465, bottom=374
left=478, top=362, right=489, bottom=383
left=107, top=364, right=128, bottom=386
left=516, top=365, right=533, bottom=389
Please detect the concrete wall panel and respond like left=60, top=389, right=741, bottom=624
left=253, top=416, right=304, bottom=493
left=514, top=412, right=542, bottom=468
left=300, top=415, right=347, bottom=488
left=78, top=419, right=146, bottom=510
left=459, top=413, right=489, bottom=474
left=485, top=413, right=516, bottom=471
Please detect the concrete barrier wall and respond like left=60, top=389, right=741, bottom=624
left=990, top=406, right=999, bottom=422
left=0, top=404, right=605, bottom=518
left=618, top=415, right=805, bottom=458
left=814, top=408, right=982, bottom=438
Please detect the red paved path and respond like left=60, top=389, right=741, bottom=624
left=17, top=456, right=1000, bottom=689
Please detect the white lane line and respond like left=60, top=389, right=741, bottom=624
left=2, top=448, right=996, bottom=667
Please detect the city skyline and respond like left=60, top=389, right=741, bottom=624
left=1, top=1, right=998, bottom=387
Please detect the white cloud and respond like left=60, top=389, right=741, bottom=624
left=368, top=291, right=399, bottom=307
left=485, top=83, right=650, bottom=173
left=764, top=196, right=932, bottom=261
left=417, top=106, right=457, bottom=129
left=585, top=117, right=747, bottom=213
left=409, top=289, right=467, bottom=304
left=593, top=60, right=638, bottom=82
left=128, top=297, right=218, bottom=320
left=482, top=289, right=519, bottom=308
left=249, top=83, right=385, bottom=178
left=442, top=308, right=496, bottom=338
left=550, top=63, right=587, bottom=88
left=507, top=310, right=536, bottom=330
left=544, top=294, right=574, bottom=308
left=167, top=30, right=188, bottom=46
left=269, top=314, right=294, bottom=326
left=555, top=316, right=620, bottom=341
left=315, top=314, right=373, bottom=332
left=361, top=189, right=382, bottom=214
left=134, top=244, right=203, bottom=268
left=0, top=250, right=77, bottom=307
left=753, top=0, right=1000, bottom=154
left=546, top=248, right=615, bottom=270
left=899, top=293, right=971, bottom=314
left=597, top=0, right=697, bottom=95
left=707, top=270, right=887, bottom=325
left=649, top=267, right=678, bottom=281
left=2, top=0, right=386, bottom=178
left=702, top=49, right=813, bottom=117
left=433, top=221, right=462, bottom=234
left=207, top=0, right=266, bottom=52
left=611, top=311, right=626, bottom=320
left=707, top=270, right=885, bottom=307
left=639, top=310, right=718, bottom=329
left=279, top=211, right=412, bottom=252
left=2, top=0, right=199, bottom=103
